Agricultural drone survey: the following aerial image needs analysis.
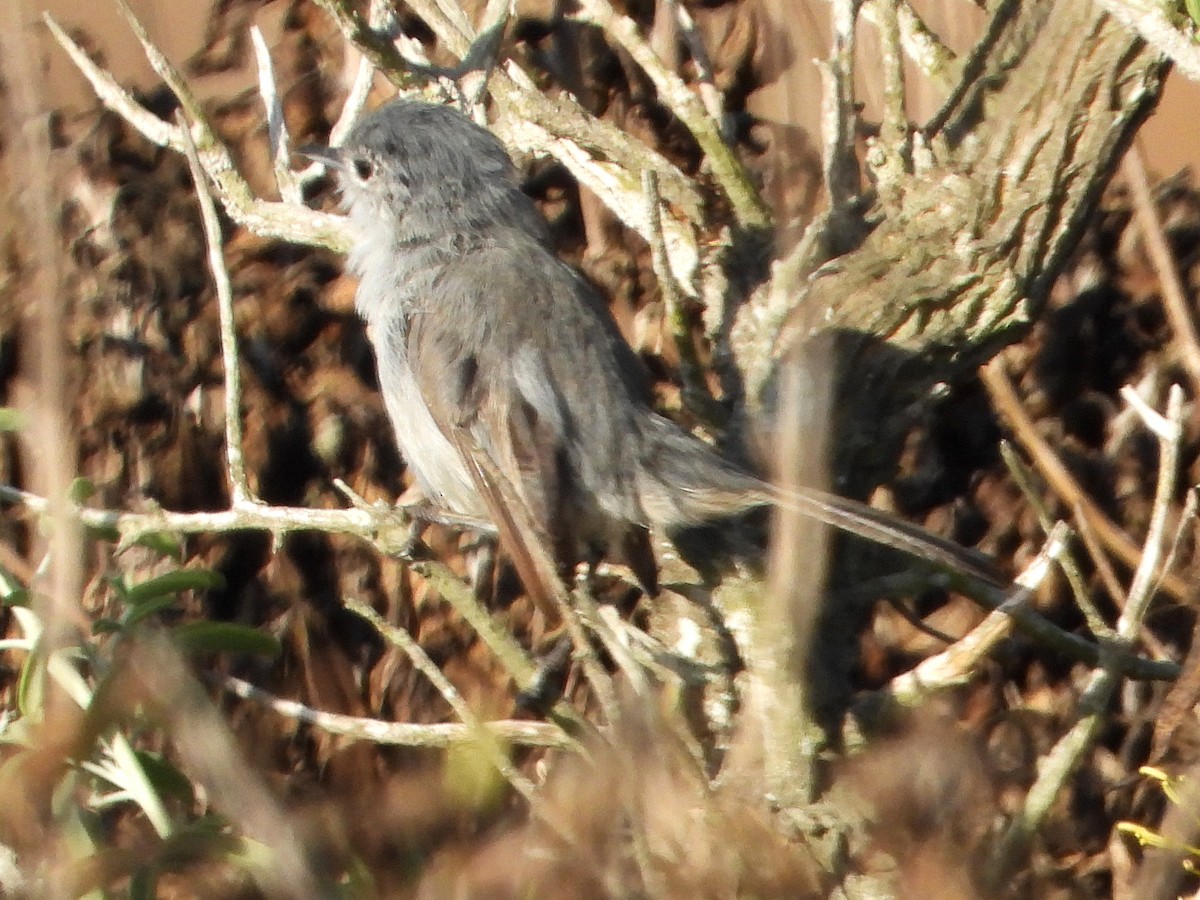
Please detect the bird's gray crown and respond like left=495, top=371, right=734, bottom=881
left=332, top=100, right=545, bottom=245
left=326, top=99, right=551, bottom=322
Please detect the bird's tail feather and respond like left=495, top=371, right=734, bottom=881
left=638, top=413, right=1003, bottom=585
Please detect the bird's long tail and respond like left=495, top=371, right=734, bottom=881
left=637, top=413, right=1003, bottom=585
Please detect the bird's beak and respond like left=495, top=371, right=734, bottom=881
left=296, top=144, right=345, bottom=171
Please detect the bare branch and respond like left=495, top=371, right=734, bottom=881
left=309, top=0, right=429, bottom=87
left=312, top=0, right=708, bottom=289
left=1122, top=145, right=1200, bottom=401
left=42, top=13, right=177, bottom=147
left=221, top=675, right=574, bottom=748
left=981, top=355, right=1190, bottom=602
left=573, top=0, right=770, bottom=231
left=863, top=522, right=1070, bottom=711
left=1096, top=0, right=1200, bottom=81
left=664, top=0, right=725, bottom=129
left=344, top=598, right=539, bottom=802
left=986, top=384, right=1186, bottom=886
left=999, top=442, right=1112, bottom=639
left=0, top=483, right=408, bottom=547
left=822, top=0, right=864, bottom=220
left=176, top=112, right=254, bottom=508
left=249, top=26, right=302, bottom=205
left=44, top=12, right=352, bottom=252
left=860, top=0, right=957, bottom=84
left=642, top=171, right=722, bottom=425
left=869, top=0, right=910, bottom=201
left=1120, top=385, right=1185, bottom=636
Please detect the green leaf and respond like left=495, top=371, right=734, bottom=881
left=128, top=867, right=158, bottom=900
left=17, top=641, right=47, bottom=719
left=68, top=477, right=96, bottom=504
left=1, top=588, right=29, bottom=608
left=442, top=732, right=508, bottom=814
left=171, top=622, right=281, bottom=658
left=0, top=564, right=26, bottom=602
left=0, top=408, right=25, bottom=432
left=125, top=569, right=225, bottom=605
left=1185, top=0, right=1200, bottom=28
left=85, top=523, right=121, bottom=544
left=134, top=750, right=195, bottom=805
left=91, top=618, right=122, bottom=635
left=132, top=531, right=184, bottom=563
left=121, top=595, right=180, bottom=630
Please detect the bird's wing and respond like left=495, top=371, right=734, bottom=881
left=401, top=250, right=579, bottom=610
left=406, top=238, right=665, bottom=596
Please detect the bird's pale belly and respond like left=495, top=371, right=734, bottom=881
left=377, top=352, right=483, bottom=516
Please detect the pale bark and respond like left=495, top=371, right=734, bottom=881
left=737, top=0, right=1168, bottom=494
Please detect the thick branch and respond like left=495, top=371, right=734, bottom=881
left=736, top=0, right=1167, bottom=491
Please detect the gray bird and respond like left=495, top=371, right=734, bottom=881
left=307, top=99, right=999, bottom=601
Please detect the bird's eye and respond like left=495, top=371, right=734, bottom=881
left=352, top=157, right=374, bottom=181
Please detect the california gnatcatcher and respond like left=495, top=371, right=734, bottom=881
left=306, top=99, right=999, bottom=599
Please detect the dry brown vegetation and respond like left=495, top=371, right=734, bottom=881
left=1, top=1, right=1200, bottom=897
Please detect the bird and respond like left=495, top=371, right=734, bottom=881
left=304, top=98, right=1001, bottom=603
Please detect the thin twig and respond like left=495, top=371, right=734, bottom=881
left=314, top=0, right=707, bottom=223
left=1158, top=488, right=1198, bottom=604
left=1120, top=383, right=1178, bottom=441
left=81, top=0, right=707, bottom=295
left=570, top=583, right=650, bottom=696
left=571, top=0, right=769, bottom=230
left=44, top=11, right=351, bottom=252
left=1122, top=145, right=1200, bottom=402
left=821, top=0, right=863, bottom=219
left=249, top=26, right=302, bottom=205
left=0, top=483, right=404, bottom=545
left=860, top=0, right=957, bottom=84
left=642, top=170, right=722, bottom=425
left=221, top=675, right=573, bottom=748
left=113, top=0, right=204, bottom=125
left=643, top=170, right=687, bottom=318
left=43, top=12, right=175, bottom=146
left=407, top=557, right=593, bottom=736
left=884, top=597, right=960, bottom=644
left=999, top=441, right=1112, bottom=639
left=328, top=47, right=376, bottom=149
left=860, top=522, right=1070, bottom=714
left=1072, top=500, right=1131, bottom=612
left=1120, top=384, right=1184, bottom=634
left=664, top=0, right=725, bottom=130
left=176, top=112, right=254, bottom=507
left=980, top=355, right=1190, bottom=601
left=1094, top=0, right=1200, bottom=82
left=0, top=477, right=1176, bottom=683
left=409, top=559, right=537, bottom=686
left=870, top=0, right=909, bottom=199
left=459, top=0, right=512, bottom=107
left=318, top=0, right=394, bottom=165
left=345, top=598, right=539, bottom=801
left=985, top=385, right=1186, bottom=887
left=309, top=0, right=427, bottom=87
